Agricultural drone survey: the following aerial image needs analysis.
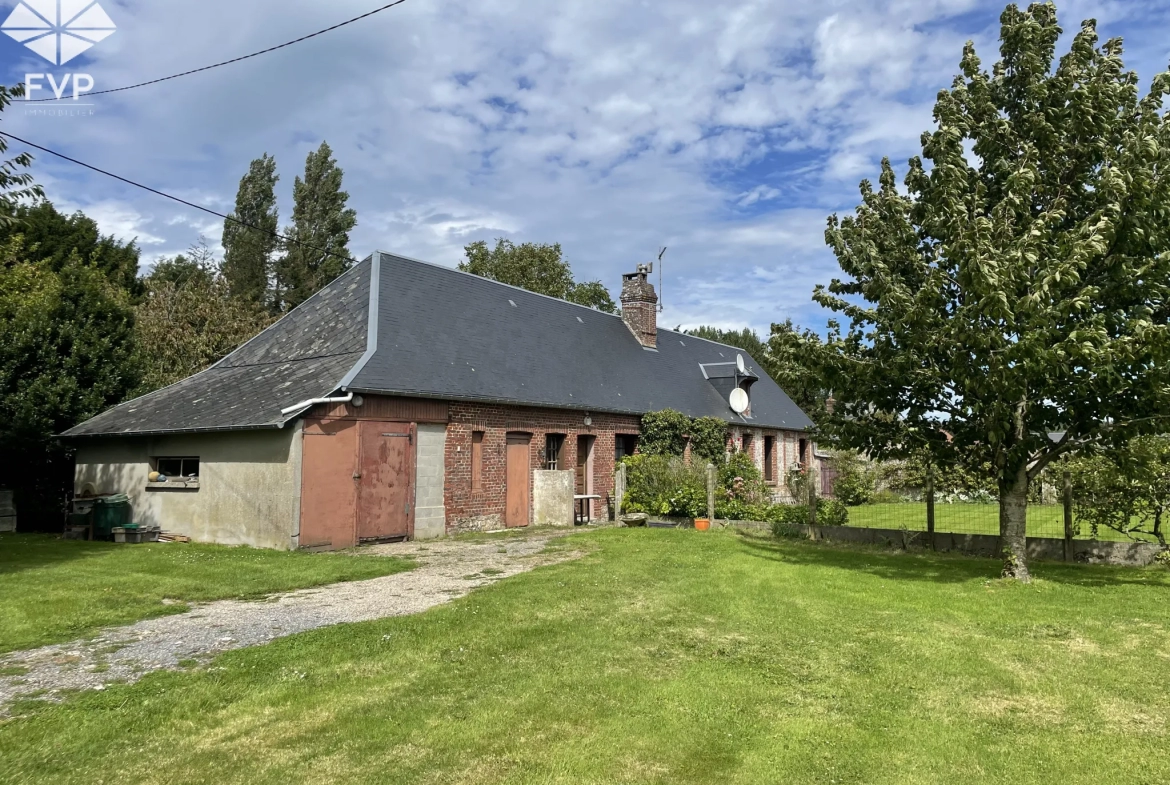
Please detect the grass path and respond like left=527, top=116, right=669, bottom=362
left=0, top=535, right=414, bottom=653
left=3, top=529, right=1169, bottom=784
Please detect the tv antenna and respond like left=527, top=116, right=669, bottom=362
left=656, top=247, right=667, bottom=313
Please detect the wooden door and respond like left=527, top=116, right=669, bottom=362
left=505, top=434, right=531, bottom=528
left=356, top=421, right=415, bottom=541
left=576, top=435, right=594, bottom=495
left=576, top=435, right=595, bottom=520
left=300, top=420, right=359, bottom=550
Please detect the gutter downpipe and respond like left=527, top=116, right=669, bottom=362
left=281, top=393, right=355, bottom=419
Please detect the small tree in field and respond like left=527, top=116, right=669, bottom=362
left=812, top=3, right=1170, bottom=580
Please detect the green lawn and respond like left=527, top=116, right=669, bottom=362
left=846, top=502, right=1151, bottom=542
left=3, top=529, right=1169, bottom=785
left=0, top=535, right=414, bottom=653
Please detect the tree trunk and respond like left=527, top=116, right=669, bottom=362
left=999, top=464, right=1031, bottom=582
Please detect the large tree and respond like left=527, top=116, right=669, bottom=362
left=221, top=154, right=279, bottom=308
left=0, top=236, right=139, bottom=527
left=277, top=142, right=357, bottom=311
left=811, top=3, right=1170, bottom=580
left=0, top=85, right=42, bottom=227
left=0, top=202, right=142, bottom=296
left=135, top=240, right=273, bottom=395
left=460, top=239, right=617, bottom=313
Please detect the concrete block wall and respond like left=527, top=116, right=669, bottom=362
left=762, top=522, right=1165, bottom=567
left=445, top=402, right=641, bottom=534
left=533, top=470, right=575, bottom=526
left=75, top=427, right=303, bottom=551
left=414, top=424, right=447, bottom=540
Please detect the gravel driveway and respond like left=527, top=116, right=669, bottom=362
left=0, top=530, right=581, bottom=711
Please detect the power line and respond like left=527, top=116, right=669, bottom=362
left=0, top=131, right=359, bottom=268
left=27, top=0, right=409, bottom=103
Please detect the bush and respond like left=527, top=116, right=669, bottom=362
left=640, top=409, right=729, bottom=464
left=690, top=416, right=729, bottom=464
left=830, top=450, right=875, bottom=506
left=621, top=453, right=707, bottom=518
left=768, top=504, right=809, bottom=537
left=815, top=498, right=849, bottom=527
left=717, top=452, right=770, bottom=521
left=770, top=518, right=803, bottom=538
left=786, top=465, right=812, bottom=503
left=869, top=490, right=906, bottom=505
left=639, top=410, right=692, bottom=457
left=878, top=452, right=997, bottom=497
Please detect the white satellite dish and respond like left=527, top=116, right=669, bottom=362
left=729, top=388, right=750, bottom=415
left=736, top=354, right=747, bottom=375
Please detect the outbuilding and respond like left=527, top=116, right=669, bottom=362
left=65, top=252, right=818, bottom=549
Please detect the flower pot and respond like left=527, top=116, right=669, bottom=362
left=694, top=519, right=711, bottom=532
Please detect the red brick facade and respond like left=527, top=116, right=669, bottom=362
left=727, top=425, right=821, bottom=501
left=305, top=395, right=817, bottom=537
left=445, top=402, right=642, bottom=533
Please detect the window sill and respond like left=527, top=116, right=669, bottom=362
left=146, top=480, right=200, bottom=491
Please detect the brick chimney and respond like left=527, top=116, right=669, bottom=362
left=621, top=264, right=659, bottom=349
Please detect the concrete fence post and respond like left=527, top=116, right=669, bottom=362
left=1063, top=469, right=1074, bottom=562
left=807, top=473, right=817, bottom=528
left=926, top=465, right=936, bottom=549
left=613, top=463, right=627, bottom=522
left=706, top=464, right=717, bottom=526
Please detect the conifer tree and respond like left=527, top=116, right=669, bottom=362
left=222, top=154, right=279, bottom=307
left=277, top=142, right=357, bottom=310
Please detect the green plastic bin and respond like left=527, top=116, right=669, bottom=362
left=92, top=495, right=131, bottom=540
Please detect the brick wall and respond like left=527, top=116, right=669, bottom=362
left=728, top=426, right=818, bottom=502
left=445, top=402, right=642, bottom=534
left=620, top=270, right=658, bottom=348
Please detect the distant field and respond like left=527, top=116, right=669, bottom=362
left=845, top=503, right=1153, bottom=543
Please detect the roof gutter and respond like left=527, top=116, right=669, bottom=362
left=280, top=393, right=355, bottom=419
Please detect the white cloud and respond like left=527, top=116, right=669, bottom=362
left=0, top=0, right=1160, bottom=334
left=737, top=185, right=782, bottom=207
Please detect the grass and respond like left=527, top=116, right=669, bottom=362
left=846, top=502, right=1151, bottom=542
left=0, top=535, right=414, bottom=653
left=3, top=529, right=1169, bottom=784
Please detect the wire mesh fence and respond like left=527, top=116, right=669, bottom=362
left=822, top=494, right=1159, bottom=544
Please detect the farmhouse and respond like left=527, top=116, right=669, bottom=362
left=64, top=252, right=818, bottom=550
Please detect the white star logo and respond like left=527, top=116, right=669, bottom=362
left=2, top=0, right=116, bottom=66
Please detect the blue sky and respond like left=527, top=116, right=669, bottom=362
left=1, top=0, right=1169, bottom=335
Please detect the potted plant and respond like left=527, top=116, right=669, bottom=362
left=694, top=518, right=711, bottom=532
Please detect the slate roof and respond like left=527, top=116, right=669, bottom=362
left=63, top=259, right=372, bottom=437
left=65, top=252, right=814, bottom=437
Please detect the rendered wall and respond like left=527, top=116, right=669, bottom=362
left=414, top=424, right=447, bottom=540
left=74, top=426, right=303, bottom=551
left=533, top=470, right=575, bottom=526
